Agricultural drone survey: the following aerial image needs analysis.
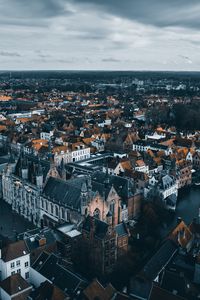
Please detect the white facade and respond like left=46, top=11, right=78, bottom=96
left=0, top=250, right=30, bottom=281
left=135, top=164, right=149, bottom=174
left=2, top=172, right=40, bottom=225
left=40, top=131, right=53, bottom=141
left=54, top=146, right=90, bottom=166
left=30, top=267, right=48, bottom=288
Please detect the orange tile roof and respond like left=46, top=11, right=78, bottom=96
left=136, top=159, right=145, bottom=167
left=0, top=125, right=7, bottom=132
left=120, top=160, right=132, bottom=170
left=0, top=95, right=12, bottom=101
left=52, top=145, right=68, bottom=154
left=32, top=139, right=48, bottom=144
left=83, top=138, right=95, bottom=145
left=160, top=138, right=175, bottom=147
left=17, top=118, right=32, bottom=123
left=170, top=220, right=193, bottom=248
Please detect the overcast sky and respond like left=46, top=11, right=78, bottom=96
left=1, top=0, right=200, bottom=71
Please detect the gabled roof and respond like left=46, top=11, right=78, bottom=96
left=0, top=274, right=31, bottom=296
left=1, top=240, right=29, bottom=262
left=169, top=220, right=193, bottom=248
left=30, top=280, right=66, bottom=300
left=115, top=222, right=128, bottom=237
left=82, top=216, right=109, bottom=239
left=149, top=284, right=186, bottom=300
left=83, top=279, right=116, bottom=300
left=141, top=239, right=178, bottom=281
left=42, top=176, right=81, bottom=209
left=32, top=252, right=87, bottom=295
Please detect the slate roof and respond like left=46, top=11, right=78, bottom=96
left=160, top=270, right=188, bottom=298
left=23, top=229, right=56, bottom=252
left=92, top=171, right=134, bottom=200
left=43, top=170, right=133, bottom=209
left=161, top=174, right=174, bottom=189
left=82, top=216, right=109, bottom=239
left=149, top=284, right=186, bottom=300
left=15, top=154, right=50, bottom=184
left=115, top=223, right=128, bottom=237
left=83, top=279, right=116, bottom=300
left=42, top=177, right=82, bottom=209
left=142, top=239, right=178, bottom=281
left=30, top=280, right=66, bottom=300
left=32, top=252, right=87, bottom=296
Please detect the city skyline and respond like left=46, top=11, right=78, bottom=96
left=1, top=0, right=200, bottom=71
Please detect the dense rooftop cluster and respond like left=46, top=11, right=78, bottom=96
left=0, top=71, right=200, bottom=299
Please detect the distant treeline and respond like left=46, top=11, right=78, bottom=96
left=146, top=102, right=200, bottom=131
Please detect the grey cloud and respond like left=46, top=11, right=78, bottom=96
left=0, top=0, right=72, bottom=27
left=72, top=0, right=200, bottom=29
left=0, top=51, right=21, bottom=57
left=102, top=58, right=121, bottom=63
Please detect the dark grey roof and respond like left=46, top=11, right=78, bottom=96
left=82, top=216, right=109, bottom=239
left=32, top=252, right=87, bottom=295
left=162, top=175, right=174, bottom=189
left=166, top=194, right=177, bottom=206
left=42, top=177, right=82, bottom=209
left=160, top=270, right=188, bottom=298
left=15, top=154, right=50, bottom=184
left=115, top=223, right=128, bottom=237
left=92, top=171, right=134, bottom=200
left=142, top=239, right=178, bottom=281
left=24, top=229, right=56, bottom=252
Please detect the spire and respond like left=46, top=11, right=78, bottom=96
left=37, top=158, right=43, bottom=176
left=81, top=181, right=88, bottom=194
left=59, top=158, right=66, bottom=180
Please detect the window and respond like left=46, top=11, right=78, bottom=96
left=25, top=261, right=29, bottom=268
left=11, top=271, right=15, bottom=275
left=51, top=203, right=54, bottom=214
left=93, top=208, right=100, bottom=219
left=16, top=260, right=20, bottom=266
left=17, top=269, right=21, bottom=274
left=55, top=206, right=59, bottom=216
left=25, top=272, right=29, bottom=279
left=61, top=208, right=65, bottom=219
left=10, top=262, right=15, bottom=268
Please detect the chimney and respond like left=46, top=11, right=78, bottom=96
left=36, top=235, right=46, bottom=247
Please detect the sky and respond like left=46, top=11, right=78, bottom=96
left=0, top=0, right=200, bottom=71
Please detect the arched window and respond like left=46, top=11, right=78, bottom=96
left=50, top=203, right=54, bottom=214
left=110, top=200, right=115, bottom=215
left=61, top=208, right=65, bottom=219
left=55, top=206, right=59, bottom=217
left=93, top=208, right=100, bottom=219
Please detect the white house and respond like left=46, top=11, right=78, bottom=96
left=0, top=240, right=30, bottom=281
left=40, top=131, right=54, bottom=141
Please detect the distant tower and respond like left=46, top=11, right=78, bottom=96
left=198, top=207, right=200, bottom=224
left=36, top=159, right=43, bottom=189
left=21, top=156, right=28, bottom=180
left=106, top=211, right=113, bottom=226
left=59, top=158, right=66, bottom=180
left=81, top=181, right=88, bottom=216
